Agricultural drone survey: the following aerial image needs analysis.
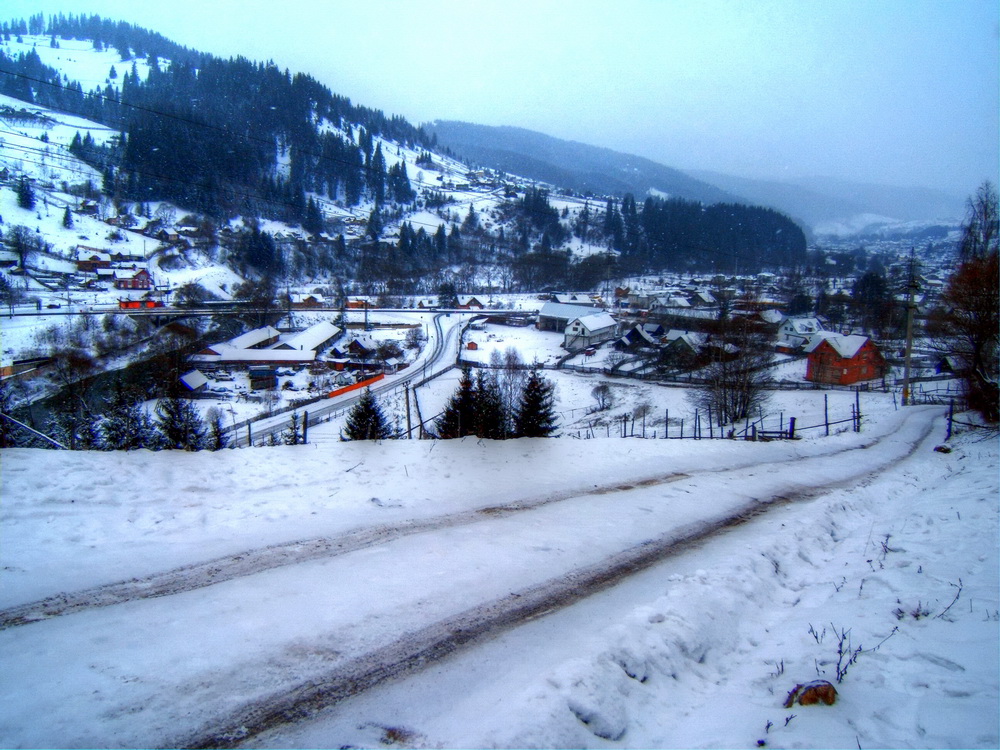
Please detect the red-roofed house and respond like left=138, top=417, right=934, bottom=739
left=805, top=334, right=886, bottom=386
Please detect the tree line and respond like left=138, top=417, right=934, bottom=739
left=342, top=350, right=558, bottom=441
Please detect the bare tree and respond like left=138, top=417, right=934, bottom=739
left=488, top=347, right=529, bottom=436
left=591, top=383, right=614, bottom=411
left=688, top=320, right=773, bottom=426
left=6, top=225, right=39, bottom=269
left=959, top=181, right=999, bottom=261
left=935, top=184, right=999, bottom=420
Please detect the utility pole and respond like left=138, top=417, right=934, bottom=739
left=404, top=382, right=412, bottom=438
left=901, top=246, right=918, bottom=406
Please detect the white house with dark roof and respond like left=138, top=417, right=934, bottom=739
left=777, top=317, right=826, bottom=350
left=564, top=312, right=618, bottom=351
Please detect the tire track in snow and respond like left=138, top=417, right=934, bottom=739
left=0, top=472, right=686, bottom=631
left=177, top=409, right=940, bottom=749
left=0, top=408, right=935, bottom=632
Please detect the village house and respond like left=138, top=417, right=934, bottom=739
left=614, top=324, right=661, bottom=351
left=456, top=295, right=485, bottom=310
left=537, top=301, right=604, bottom=332
left=288, top=292, right=326, bottom=308
left=345, top=335, right=378, bottom=358
left=691, top=290, right=718, bottom=307
left=152, top=228, right=180, bottom=243
left=345, top=296, right=374, bottom=309
left=75, top=247, right=112, bottom=272
left=663, top=330, right=709, bottom=365
left=777, top=316, right=826, bottom=351
left=805, top=334, right=887, bottom=386
left=564, top=312, right=618, bottom=351
left=114, top=268, right=153, bottom=290
left=553, top=292, right=598, bottom=307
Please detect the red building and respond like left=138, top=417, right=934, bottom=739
left=114, top=269, right=152, bottom=290
left=806, top=335, right=886, bottom=386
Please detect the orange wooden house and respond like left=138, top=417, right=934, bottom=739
left=805, top=334, right=886, bottom=386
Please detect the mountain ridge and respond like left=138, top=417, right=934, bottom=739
left=425, top=120, right=741, bottom=206
left=428, top=120, right=965, bottom=235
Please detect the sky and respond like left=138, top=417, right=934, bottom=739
left=3, top=0, right=998, bottom=196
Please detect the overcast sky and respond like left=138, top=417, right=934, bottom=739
left=5, top=0, right=998, bottom=196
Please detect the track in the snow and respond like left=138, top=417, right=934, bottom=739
left=0, top=414, right=922, bottom=633
left=175, top=412, right=938, bottom=749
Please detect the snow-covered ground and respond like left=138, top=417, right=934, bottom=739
left=1, top=400, right=996, bottom=749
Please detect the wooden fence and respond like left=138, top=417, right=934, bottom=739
left=567, top=392, right=865, bottom=441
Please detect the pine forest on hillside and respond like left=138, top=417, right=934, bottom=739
left=0, top=12, right=806, bottom=287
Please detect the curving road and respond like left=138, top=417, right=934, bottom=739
left=227, top=312, right=462, bottom=446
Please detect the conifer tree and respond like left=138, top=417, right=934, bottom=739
left=155, top=396, right=206, bottom=450
left=366, top=207, right=383, bottom=242
left=343, top=388, right=392, bottom=440
left=369, top=141, right=386, bottom=204
left=473, top=369, right=507, bottom=439
left=205, top=408, right=229, bottom=450
left=283, top=411, right=303, bottom=445
left=0, top=377, right=13, bottom=448
left=435, top=367, right=477, bottom=438
left=514, top=368, right=558, bottom=437
left=62, top=206, right=73, bottom=229
left=100, top=381, right=157, bottom=450
left=16, top=176, right=35, bottom=210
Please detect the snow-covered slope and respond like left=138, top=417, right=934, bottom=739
left=0, top=403, right=996, bottom=748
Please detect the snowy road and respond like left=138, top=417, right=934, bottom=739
left=226, top=312, right=461, bottom=446
left=0, top=406, right=950, bottom=748
left=0, top=406, right=928, bottom=630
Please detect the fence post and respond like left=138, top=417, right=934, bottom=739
left=855, top=390, right=861, bottom=432
left=946, top=399, right=954, bottom=441
left=824, top=394, right=829, bottom=436
left=303, top=411, right=309, bottom=444
left=247, top=424, right=252, bottom=446
left=751, top=424, right=757, bottom=441
left=788, top=416, right=796, bottom=439
left=708, top=406, right=714, bottom=439
left=665, top=408, right=669, bottom=439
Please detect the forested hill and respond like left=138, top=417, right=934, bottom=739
left=0, top=13, right=433, bottom=227
left=426, top=120, right=737, bottom=206
left=0, top=13, right=808, bottom=282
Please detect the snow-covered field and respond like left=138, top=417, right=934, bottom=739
left=1, top=399, right=996, bottom=749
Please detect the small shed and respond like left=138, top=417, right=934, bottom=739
left=179, top=369, right=209, bottom=394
